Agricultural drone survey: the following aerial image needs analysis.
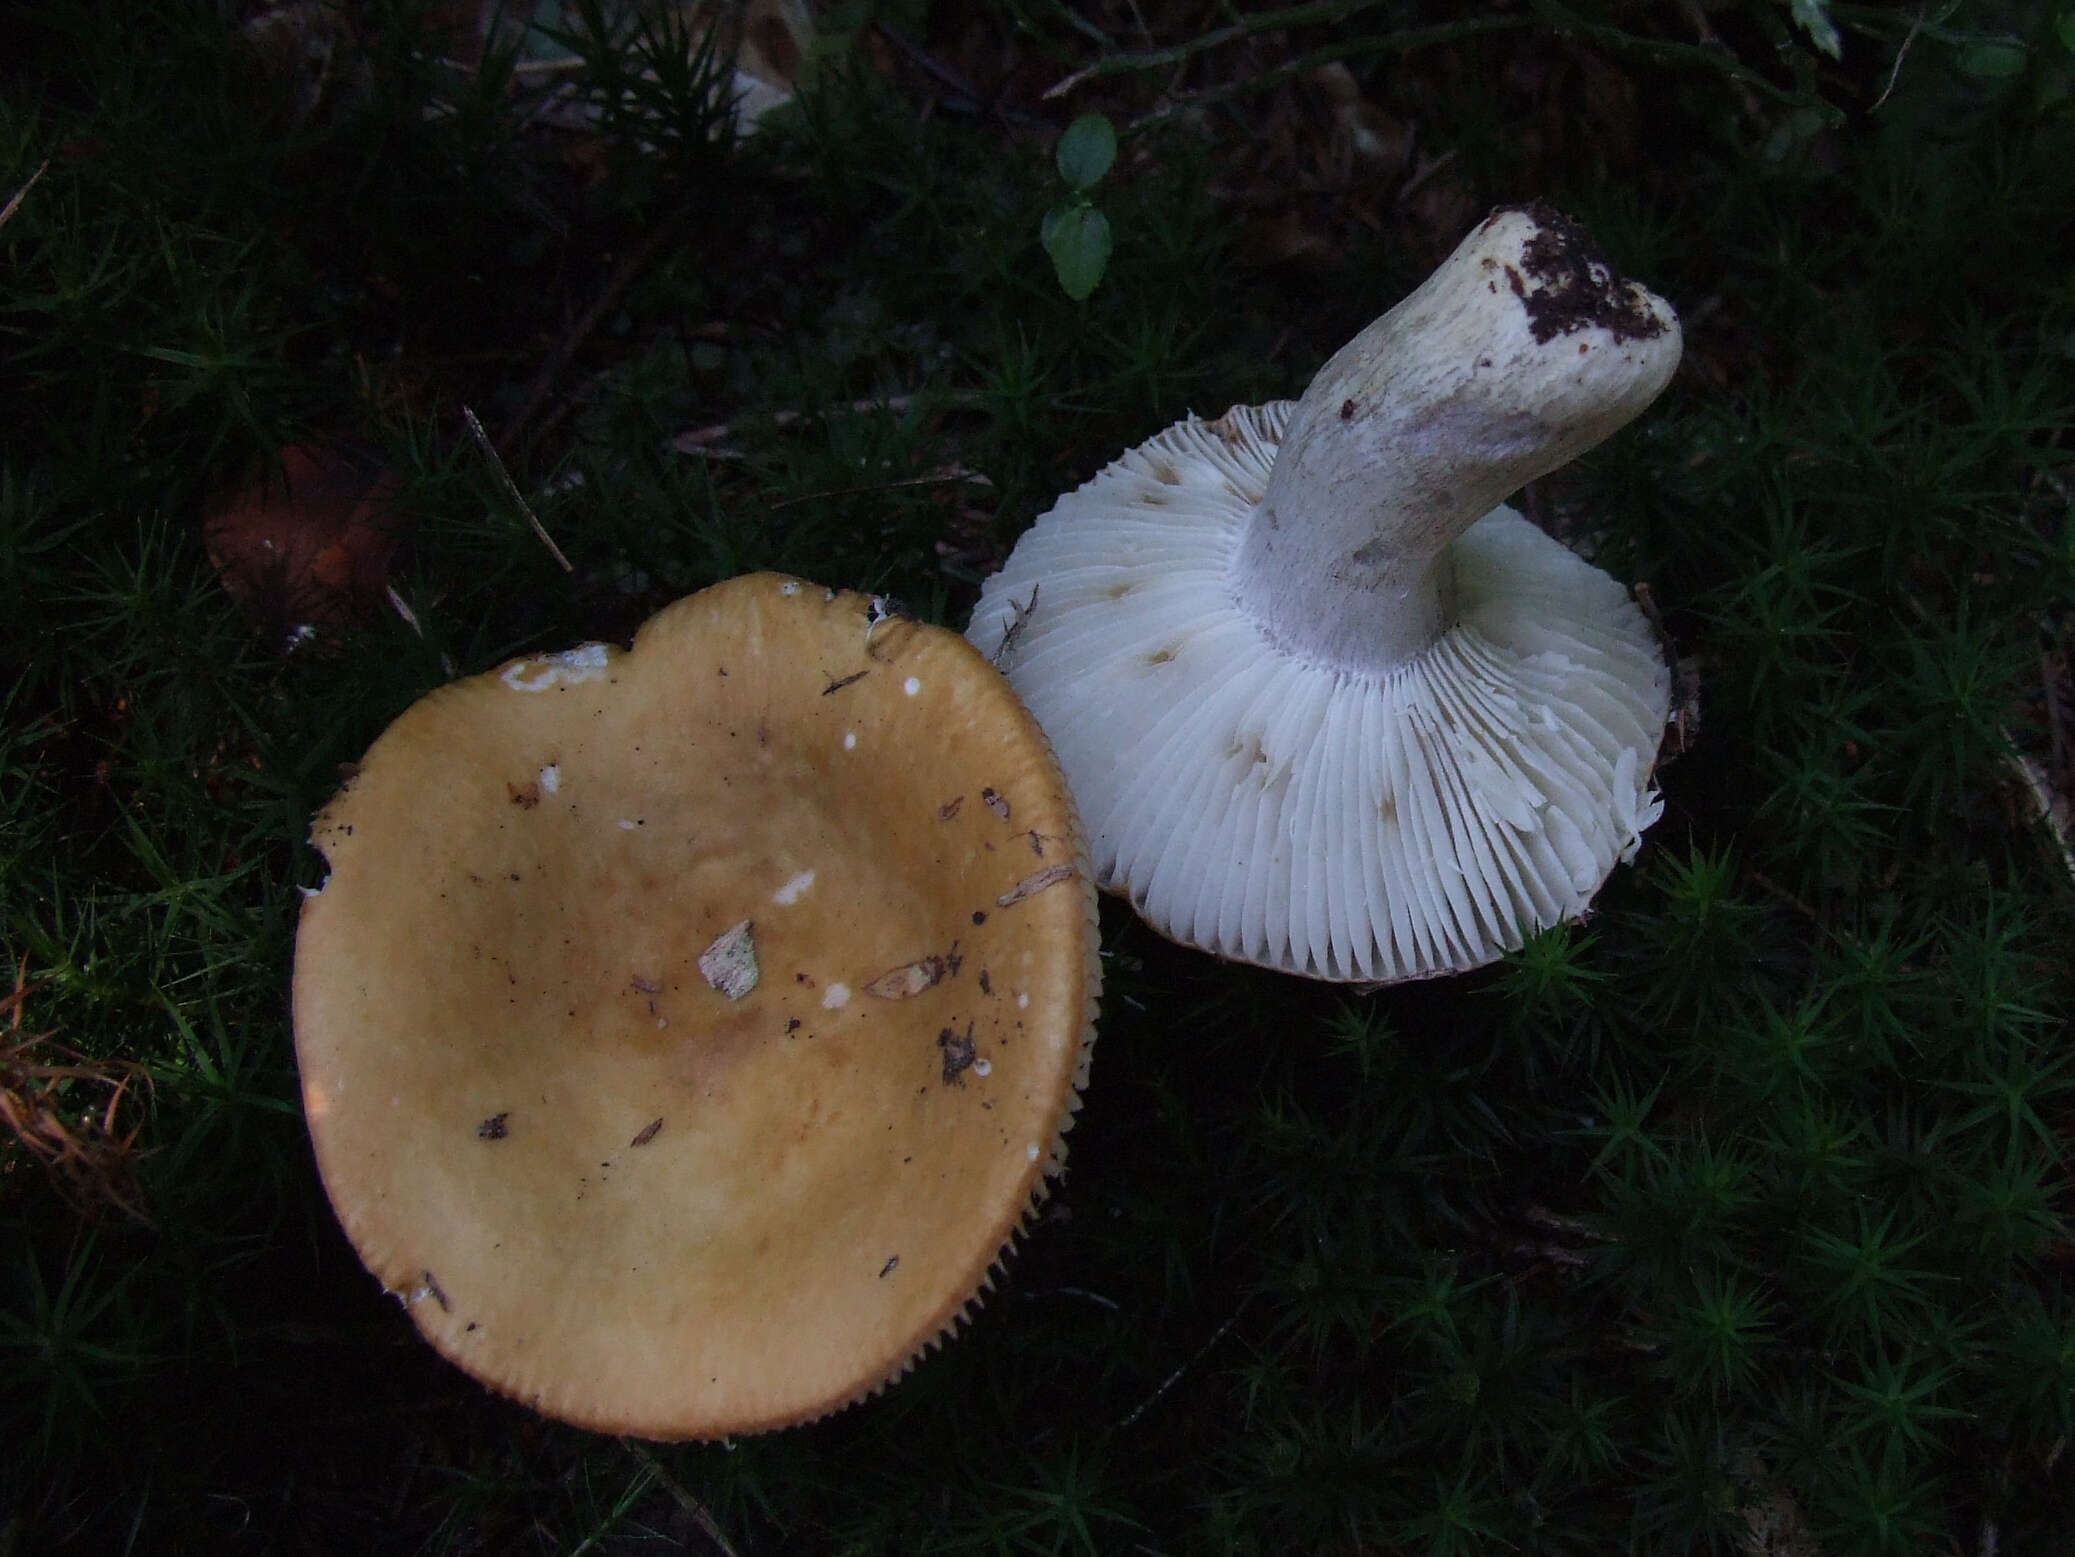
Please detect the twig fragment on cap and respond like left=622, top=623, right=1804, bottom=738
left=698, top=919, right=759, bottom=1000
left=998, top=864, right=1077, bottom=907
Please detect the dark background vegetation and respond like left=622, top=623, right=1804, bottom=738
left=4, top=1, right=2073, bottom=1552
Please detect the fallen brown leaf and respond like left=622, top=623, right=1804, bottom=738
left=203, top=441, right=410, bottom=650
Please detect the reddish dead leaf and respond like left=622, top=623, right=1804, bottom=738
left=203, top=442, right=410, bottom=651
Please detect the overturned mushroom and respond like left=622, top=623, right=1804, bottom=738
left=969, top=204, right=1680, bottom=982
left=293, top=574, right=1099, bottom=1437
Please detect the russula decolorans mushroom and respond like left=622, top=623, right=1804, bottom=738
left=293, top=574, right=1099, bottom=1438
left=967, top=203, right=1681, bottom=983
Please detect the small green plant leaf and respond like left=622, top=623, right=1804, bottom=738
left=1055, top=114, right=1117, bottom=192
left=1959, top=40, right=2028, bottom=78
left=1790, top=0, right=1843, bottom=60
left=1041, top=203, right=1112, bottom=301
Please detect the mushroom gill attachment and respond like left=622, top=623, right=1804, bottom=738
left=969, top=204, right=1680, bottom=983
left=293, top=574, right=1099, bottom=1438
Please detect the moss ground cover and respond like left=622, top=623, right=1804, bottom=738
left=3, top=2, right=2073, bottom=1551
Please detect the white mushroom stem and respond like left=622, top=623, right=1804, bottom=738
left=1231, top=204, right=1683, bottom=672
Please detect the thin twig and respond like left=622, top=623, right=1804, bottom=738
left=1674, top=0, right=1764, bottom=119
left=1114, top=1301, right=1248, bottom=1432
left=874, top=19, right=983, bottom=105
left=498, top=213, right=685, bottom=457
left=1121, top=0, right=1154, bottom=48
left=764, top=468, right=991, bottom=512
left=2006, top=747, right=2075, bottom=887
left=670, top=392, right=984, bottom=456
left=385, top=583, right=427, bottom=637
left=0, top=158, right=48, bottom=233
left=1045, top=0, right=1403, bottom=98
left=874, top=19, right=1042, bottom=125
left=1531, top=0, right=1836, bottom=117
left=1750, top=868, right=1823, bottom=926
left=1042, top=0, right=1115, bottom=49
left=1124, top=17, right=1532, bottom=131
left=2048, top=618, right=2072, bottom=785
left=618, top=1439, right=741, bottom=1557
left=1395, top=146, right=1459, bottom=204
left=385, top=585, right=456, bottom=676
left=991, top=583, right=1041, bottom=668
left=674, top=396, right=915, bottom=450
left=503, top=55, right=587, bottom=77
left=463, top=406, right=573, bottom=573
left=1870, top=6, right=1927, bottom=112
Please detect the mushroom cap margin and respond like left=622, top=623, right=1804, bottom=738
left=293, top=573, right=1100, bottom=1437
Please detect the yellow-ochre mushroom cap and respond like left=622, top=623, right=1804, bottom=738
left=292, top=574, right=1100, bottom=1438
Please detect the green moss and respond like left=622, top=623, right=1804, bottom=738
left=3, top=1, right=2072, bottom=1551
